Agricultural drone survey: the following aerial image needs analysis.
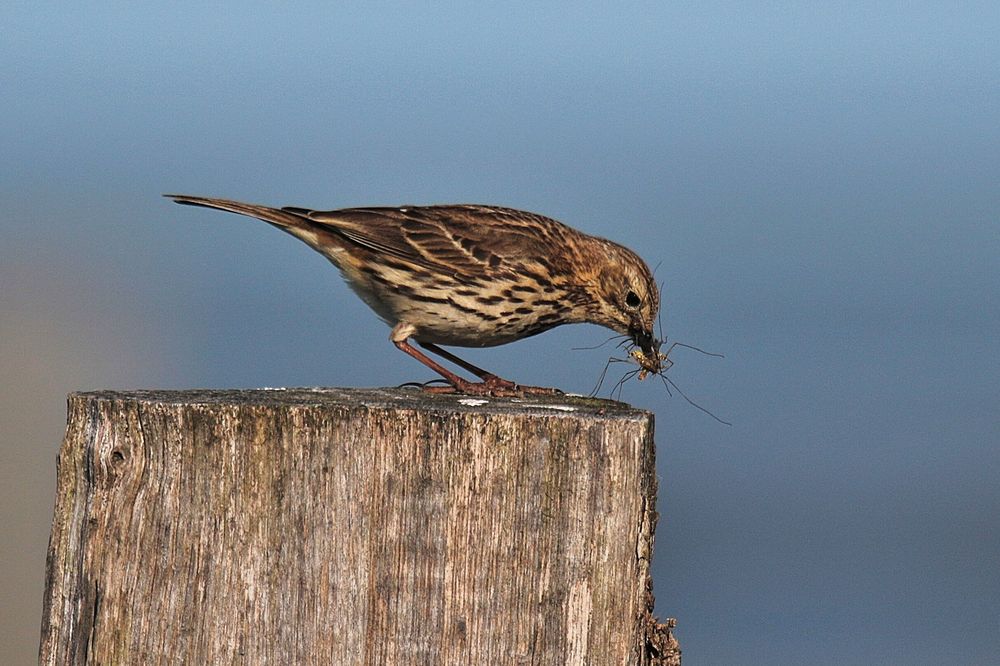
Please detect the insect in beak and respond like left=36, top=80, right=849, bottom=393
left=629, top=346, right=673, bottom=380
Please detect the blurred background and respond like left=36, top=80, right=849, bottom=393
left=2, top=3, right=998, bottom=663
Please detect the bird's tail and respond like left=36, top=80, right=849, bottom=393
left=164, top=194, right=310, bottom=230
left=164, top=193, right=337, bottom=252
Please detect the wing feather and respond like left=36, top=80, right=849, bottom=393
left=293, top=205, right=572, bottom=277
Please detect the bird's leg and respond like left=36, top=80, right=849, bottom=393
left=395, top=339, right=540, bottom=396
left=417, top=342, right=561, bottom=396
left=390, top=324, right=559, bottom=396
left=417, top=342, right=513, bottom=386
left=392, top=339, right=481, bottom=392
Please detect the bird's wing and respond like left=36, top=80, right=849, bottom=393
left=291, top=205, right=569, bottom=278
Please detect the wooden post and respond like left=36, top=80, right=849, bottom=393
left=40, top=388, right=680, bottom=665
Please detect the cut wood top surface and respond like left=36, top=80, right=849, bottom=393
left=69, top=387, right=651, bottom=421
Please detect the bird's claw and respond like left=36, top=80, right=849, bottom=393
left=422, top=375, right=562, bottom=398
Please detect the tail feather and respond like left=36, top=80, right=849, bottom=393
left=164, top=194, right=308, bottom=230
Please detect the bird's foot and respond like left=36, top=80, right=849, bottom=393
left=423, top=375, right=562, bottom=398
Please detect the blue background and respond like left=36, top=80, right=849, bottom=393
left=3, top=3, right=998, bottom=663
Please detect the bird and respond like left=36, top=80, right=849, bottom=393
left=166, top=195, right=662, bottom=396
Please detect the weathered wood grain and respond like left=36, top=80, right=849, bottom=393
left=40, top=388, right=678, bottom=665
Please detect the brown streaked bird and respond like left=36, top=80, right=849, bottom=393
left=166, top=195, right=662, bottom=396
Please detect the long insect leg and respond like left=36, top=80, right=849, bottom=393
left=572, top=334, right=630, bottom=352
left=611, top=369, right=640, bottom=401
left=590, top=356, right=632, bottom=397
left=662, top=374, right=732, bottom=426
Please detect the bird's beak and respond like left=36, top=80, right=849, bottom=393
left=631, top=328, right=659, bottom=357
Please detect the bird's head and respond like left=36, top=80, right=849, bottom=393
left=586, top=241, right=661, bottom=358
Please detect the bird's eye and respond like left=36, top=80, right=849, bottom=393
left=625, top=290, right=641, bottom=309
